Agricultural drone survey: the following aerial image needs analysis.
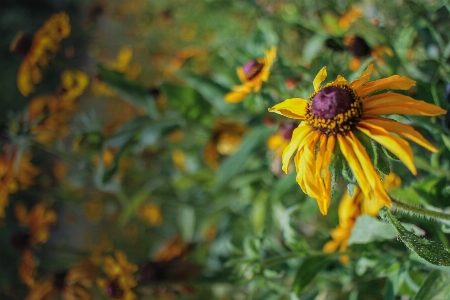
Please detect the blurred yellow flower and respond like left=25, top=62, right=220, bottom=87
left=153, top=235, right=192, bottom=262
left=269, top=63, right=445, bottom=215
left=0, top=150, right=40, bottom=218
left=338, top=6, right=363, bottom=30
left=25, top=259, right=96, bottom=300
left=16, top=12, right=71, bottom=96
left=19, top=249, right=37, bottom=287
left=203, top=121, right=248, bottom=169
left=171, top=149, right=187, bottom=172
left=225, top=46, right=277, bottom=103
left=15, top=202, right=57, bottom=246
left=323, top=173, right=402, bottom=264
left=97, top=250, right=138, bottom=300
left=28, top=70, right=88, bottom=144
left=138, top=202, right=163, bottom=226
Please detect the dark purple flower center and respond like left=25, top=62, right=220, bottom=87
left=10, top=33, right=33, bottom=58
left=242, top=60, right=264, bottom=80
left=53, top=271, right=68, bottom=291
left=10, top=232, right=31, bottom=250
left=280, top=122, right=298, bottom=140
left=311, top=86, right=354, bottom=120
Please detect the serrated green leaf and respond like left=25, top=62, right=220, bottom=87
left=97, top=64, right=159, bottom=118
left=213, top=126, right=275, bottom=191
left=380, top=207, right=450, bottom=266
left=292, top=255, right=330, bottom=294
left=414, top=270, right=450, bottom=300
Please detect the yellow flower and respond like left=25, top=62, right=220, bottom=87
left=137, top=202, right=163, bottom=226
left=15, top=202, right=57, bottom=246
left=338, top=6, right=363, bottom=31
left=0, top=150, right=40, bottom=218
left=343, top=34, right=393, bottom=71
left=323, top=173, right=401, bottom=264
left=171, top=149, right=187, bottom=172
left=25, top=259, right=96, bottom=300
left=97, top=251, right=138, bottom=300
left=203, top=121, right=248, bottom=169
left=225, top=46, right=277, bottom=103
left=19, top=249, right=37, bottom=287
left=16, top=12, right=71, bottom=96
left=269, top=63, right=445, bottom=215
left=28, top=70, right=88, bottom=144
left=153, top=235, right=192, bottom=262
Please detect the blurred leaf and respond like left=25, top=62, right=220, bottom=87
left=161, top=82, right=212, bottom=123
left=270, top=172, right=297, bottom=201
left=380, top=207, right=450, bottom=266
left=292, top=255, right=330, bottom=294
left=97, top=64, right=159, bottom=118
left=348, top=215, right=397, bottom=245
left=178, top=204, right=196, bottom=241
left=414, top=270, right=450, bottom=300
left=302, top=35, right=327, bottom=63
left=213, top=126, right=275, bottom=190
left=178, top=72, right=234, bottom=113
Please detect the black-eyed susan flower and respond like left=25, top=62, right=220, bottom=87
left=15, top=12, right=71, bottom=96
left=269, top=63, right=446, bottom=215
left=97, top=251, right=138, bottom=300
left=343, top=34, right=393, bottom=71
left=224, top=46, right=277, bottom=103
left=323, top=173, right=401, bottom=264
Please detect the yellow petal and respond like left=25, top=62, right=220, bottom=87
left=364, top=101, right=446, bottom=117
left=362, top=116, right=438, bottom=152
left=224, top=84, right=252, bottom=103
left=357, top=121, right=417, bottom=175
left=350, top=63, right=373, bottom=89
left=357, top=75, right=416, bottom=97
left=237, top=67, right=246, bottom=82
left=347, top=131, right=390, bottom=205
left=337, top=134, right=372, bottom=200
left=333, top=75, right=349, bottom=86
left=268, top=98, right=309, bottom=120
left=313, top=67, right=327, bottom=92
left=264, top=46, right=277, bottom=68
left=281, top=124, right=310, bottom=173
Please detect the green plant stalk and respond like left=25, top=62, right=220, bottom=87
left=391, top=198, right=450, bottom=222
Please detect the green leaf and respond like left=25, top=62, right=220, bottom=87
left=160, top=83, right=212, bottom=123
left=177, top=204, right=196, bottom=240
left=380, top=207, right=450, bottom=266
left=213, top=126, right=275, bottom=190
left=303, top=34, right=327, bottom=63
left=348, top=215, right=397, bottom=245
left=414, top=270, right=450, bottom=300
left=97, top=64, right=159, bottom=118
left=292, top=255, right=330, bottom=294
left=178, top=72, right=234, bottom=114
left=270, top=172, right=297, bottom=201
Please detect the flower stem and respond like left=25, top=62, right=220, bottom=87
left=391, top=198, right=450, bottom=222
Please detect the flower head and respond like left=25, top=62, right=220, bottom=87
left=269, top=64, right=445, bottom=215
left=225, top=46, right=277, bottom=103
left=323, top=173, right=401, bottom=264
left=343, top=34, right=393, bottom=71
left=16, top=12, right=71, bottom=96
left=97, top=251, right=138, bottom=300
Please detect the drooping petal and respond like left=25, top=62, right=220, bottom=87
left=362, top=116, right=438, bottom=152
left=357, top=121, right=417, bottom=174
left=224, top=84, right=252, bottom=103
left=268, top=98, right=309, bottom=120
left=364, top=102, right=446, bottom=117
left=337, top=134, right=372, bottom=200
left=347, top=131, right=390, bottom=206
left=313, top=67, right=327, bottom=92
left=281, top=124, right=311, bottom=173
left=349, top=63, right=373, bottom=89
left=357, top=75, right=416, bottom=98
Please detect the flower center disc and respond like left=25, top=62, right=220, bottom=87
left=307, top=85, right=362, bottom=135
left=243, top=60, right=264, bottom=80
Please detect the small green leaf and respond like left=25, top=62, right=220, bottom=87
left=348, top=215, right=397, bottom=245
left=303, top=34, right=327, bottom=63
left=380, top=207, right=450, bottom=266
left=414, top=270, right=450, bottom=300
left=292, top=255, right=330, bottom=294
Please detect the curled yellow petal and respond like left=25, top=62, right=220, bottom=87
left=281, top=124, right=310, bottom=173
left=313, top=67, right=327, bottom=92
left=357, top=75, right=416, bottom=97
left=268, top=98, right=309, bottom=120
left=357, top=121, right=416, bottom=175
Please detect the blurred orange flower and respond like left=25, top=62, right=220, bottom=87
left=15, top=202, right=57, bottom=246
